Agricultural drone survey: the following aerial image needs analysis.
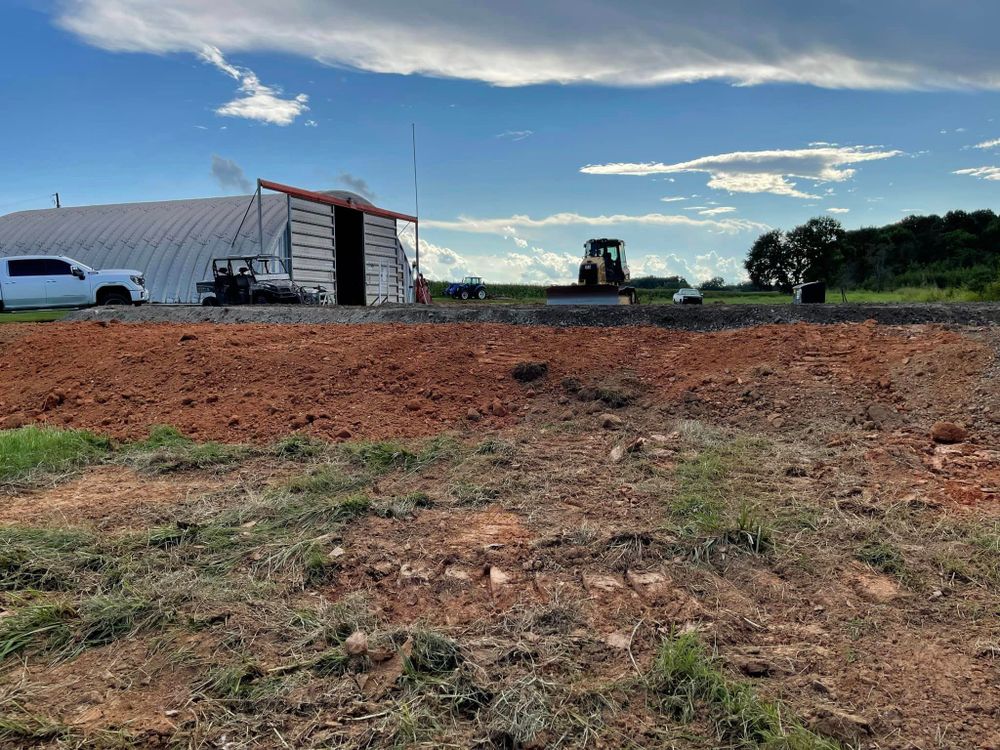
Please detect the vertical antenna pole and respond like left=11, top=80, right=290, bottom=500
left=53, top=193, right=61, bottom=208
left=256, top=179, right=263, bottom=253
left=411, top=123, right=420, bottom=276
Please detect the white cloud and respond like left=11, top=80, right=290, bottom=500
left=57, top=1, right=1000, bottom=91
left=199, top=46, right=308, bottom=126
left=581, top=145, right=902, bottom=199
left=660, top=196, right=687, bottom=203
left=954, top=166, right=1000, bottom=181
left=698, top=206, right=736, bottom=216
left=399, top=227, right=577, bottom=284
left=631, top=250, right=748, bottom=284
left=304, top=119, right=318, bottom=127
left=423, top=211, right=767, bottom=235
left=826, top=207, right=850, bottom=214
left=973, top=138, right=1000, bottom=149
left=496, top=130, right=533, bottom=141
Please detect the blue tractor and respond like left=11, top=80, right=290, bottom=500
left=444, top=276, right=488, bottom=301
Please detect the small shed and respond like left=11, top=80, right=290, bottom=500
left=792, top=281, right=826, bottom=304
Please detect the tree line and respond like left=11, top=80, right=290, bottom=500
left=745, top=210, right=1000, bottom=295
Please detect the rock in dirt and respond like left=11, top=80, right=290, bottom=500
left=489, top=398, right=508, bottom=417
left=466, top=407, right=482, bottom=421
left=489, top=566, right=510, bottom=590
left=610, top=437, right=647, bottom=462
left=404, top=399, right=423, bottom=412
left=603, top=631, right=632, bottom=650
left=344, top=630, right=368, bottom=656
left=179, top=333, right=198, bottom=342
left=600, top=413, right=623, bottom=430
left=866, top=403, right=900, bottom=429
left=931, top=421, right=968, bottom=444
left=807, top=707, right=871, bottom=743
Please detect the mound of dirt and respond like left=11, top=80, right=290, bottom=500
left=0, top=321, right=994, bottom=444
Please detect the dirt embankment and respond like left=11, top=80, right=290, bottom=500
left=69, top=301, right=1000, bottom=331
left=0, top=320, right=995, bottom=449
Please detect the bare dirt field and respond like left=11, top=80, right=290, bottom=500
left=0, top=319, right=997, bottom=749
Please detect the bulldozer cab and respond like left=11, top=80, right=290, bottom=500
left=582, top=239, right=627, bottom=285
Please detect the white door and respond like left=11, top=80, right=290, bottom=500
left=2, top=259, right=49, bottom=308
left=41, top=258, right=90, bottom=306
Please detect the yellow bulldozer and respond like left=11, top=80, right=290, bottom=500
left=546, top=238, right=638, bottom=305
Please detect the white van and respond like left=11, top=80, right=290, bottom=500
left=0, top=255, right=149, bottom=310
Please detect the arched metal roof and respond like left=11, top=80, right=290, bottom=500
left=0, top=194, right=290, bottom=304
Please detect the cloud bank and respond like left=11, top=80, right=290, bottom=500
left=58, top=1, right=1000, bottom=91
left=581, top=146, right=902, bottom=198
left=422, top=211, right=767, bottom=235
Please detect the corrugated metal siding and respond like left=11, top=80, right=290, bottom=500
left=363, top=214, right=406, bottom=305
left=288, top=197, right=336, bottom=299
left=0, top=195, right=289, bottom=304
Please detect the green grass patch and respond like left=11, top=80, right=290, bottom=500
left=0, top=426, right=111, bottom=483
left=0, top=526, right=105, bottom=591
left=668, top=438, right=778, bottom=563
left=654, top=633, right=840, bottom=749
left=856, top=540, right=906, bottom=578
left=0, top=310, right=70, bottom=323
left=121, top=426, right=253, bottom=474
left=344, top=435, right=461, bottom=475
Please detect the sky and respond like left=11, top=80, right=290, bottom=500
left=1, top=1, right=999, bottom=284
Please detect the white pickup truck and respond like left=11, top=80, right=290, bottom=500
left=0, top=255, right=149, bottom=311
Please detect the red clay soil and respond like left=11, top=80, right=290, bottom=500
left=0, top=320, right=994, bottom=445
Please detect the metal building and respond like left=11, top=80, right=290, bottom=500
left=0, top=180, right=417, bottom=305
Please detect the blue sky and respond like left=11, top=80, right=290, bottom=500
left=1, top=1, right=999, bottom=283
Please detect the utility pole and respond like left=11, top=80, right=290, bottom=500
left=52, top=193, right=61, bottom=208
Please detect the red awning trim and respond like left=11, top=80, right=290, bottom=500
left=258, top=179, right=418, bottom=224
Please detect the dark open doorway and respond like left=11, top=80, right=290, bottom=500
left=334, top=206, right=366, bottom=305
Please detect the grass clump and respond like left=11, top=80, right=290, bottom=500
left=285, top=463, right=364, bottom=498
left=343, top=436, right=461, bottom=478
left=0, top=526, right=104, bottom=591
left=0, top=426, right=111, bottom=483
left=0, top=602, right=75, bottom=659
left=271, top=433, right=328, bottom=458
left=122, top=424, right=263, bottom=474
left=0, top=715, right=66, bottom=743
left=405, top=630, right=462, bottom=676
left=668, top=438, right=778, bottom=563
left=76, top=594, right=159, bottom=649
left=654, top=633, right=840, bottom=749
left=856, top=540, right=906, bottom=578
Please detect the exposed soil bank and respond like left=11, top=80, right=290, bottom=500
left=2, top=320, right=996, bottom=456
left=69, top=301, right=1000, bottom=330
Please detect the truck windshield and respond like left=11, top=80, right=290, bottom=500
left=251, top=258, right=287, bottom=277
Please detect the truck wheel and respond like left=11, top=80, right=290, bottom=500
left=460, top=289, right=470, bottom=300
left=202, top=296, right=219, bottom=307
left=476, top=288, right=487, bottom=300
left=100, top=292, right=131, bottom=306
left=254, top=296, right=270, bottom=304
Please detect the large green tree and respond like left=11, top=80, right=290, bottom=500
left=744, top=218, right=845, bottom=292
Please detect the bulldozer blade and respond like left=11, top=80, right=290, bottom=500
left=545, top=284, right=635, bottom=306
